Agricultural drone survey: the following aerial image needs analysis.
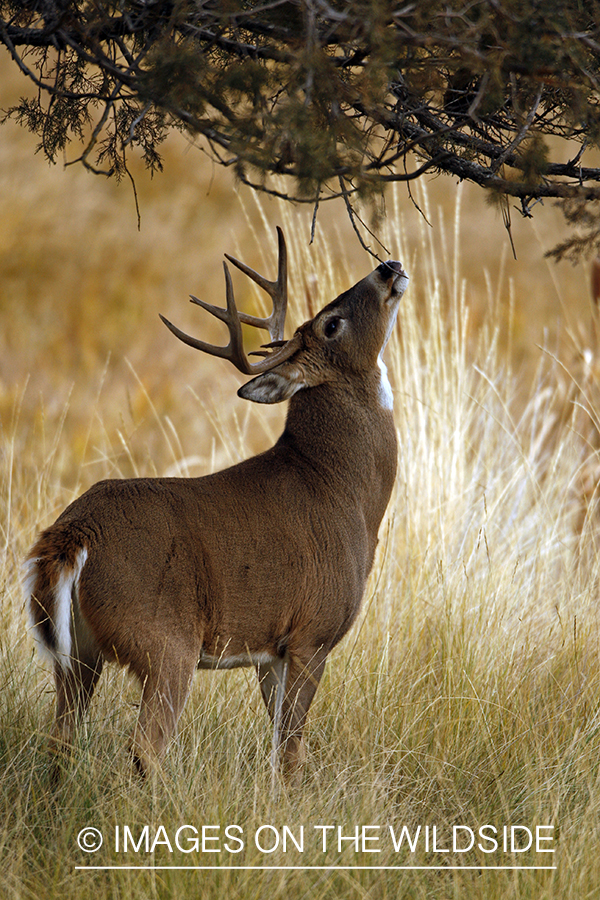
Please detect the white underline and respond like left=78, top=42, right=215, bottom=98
left=76, top=864, right=557, bottom=871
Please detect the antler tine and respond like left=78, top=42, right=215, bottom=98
left=224, top=225, right=288, bottom=342
left=161, top=234, right=300, bottom=376
left=160, top=263, right=253, bottom=374
left=159, top=313, right=233, bottom=363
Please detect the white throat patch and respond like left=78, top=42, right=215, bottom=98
left=377, top=355, right=394, bottom=409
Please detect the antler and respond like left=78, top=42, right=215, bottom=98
left=225, top=225, right=288, bottom=344
left=160, top=227, right=299, bottom=376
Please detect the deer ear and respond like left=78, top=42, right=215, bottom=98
left=238, top=366, right=305, bottom=405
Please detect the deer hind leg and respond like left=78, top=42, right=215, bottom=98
left=257, top=647, right=327, bottom=782
left=50, top=600, right=103, bottom=754
left=131, top=646, right=198, bottom=775
left=51, top=653, right=103, bottom=753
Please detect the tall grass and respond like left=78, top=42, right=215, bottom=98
left=1, top=185, right=599, bottom=899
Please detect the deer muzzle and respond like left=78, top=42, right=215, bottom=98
left=377, top=259, right=409, bottom=299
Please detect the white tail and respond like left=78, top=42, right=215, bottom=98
left=24, top=228, right=409, bottom=779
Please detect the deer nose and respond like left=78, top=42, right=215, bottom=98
left=376, top=260, right=409, bottom=300
left=376, top=260, right=408, bottom=282
left=381, top=260, right=406, bottom=276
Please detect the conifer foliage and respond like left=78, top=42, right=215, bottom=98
left=3, top=1, right=600, bottom=255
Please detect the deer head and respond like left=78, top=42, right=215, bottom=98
left=161, top=226, right=408, bottom=405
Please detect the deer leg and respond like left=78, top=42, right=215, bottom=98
left=50, top=582, right=105, bottom=753
left=131, top=650, right=197, bottom=775
left=257, top=648, right=327, bottom=782
left=51, top=652, right=103, bottom=753
left=256, top=654, right=290, bottom=775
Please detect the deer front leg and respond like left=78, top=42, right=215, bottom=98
left=257, top=647, right=327, bottom=783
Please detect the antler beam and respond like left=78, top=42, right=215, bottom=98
left=160, top=227, right=299, bottom=375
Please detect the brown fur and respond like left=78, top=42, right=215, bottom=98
left=24, top=254, right=409, bottom=778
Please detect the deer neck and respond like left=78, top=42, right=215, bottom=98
left=279, top=378, right=398, bottom=525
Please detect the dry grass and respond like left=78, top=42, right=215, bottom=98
left=1, top=53, right=600, bottom=899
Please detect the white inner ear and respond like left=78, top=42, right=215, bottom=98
left=240, top=369, right=306, bottom=404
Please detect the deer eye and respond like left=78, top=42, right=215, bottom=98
left=324, top=317, right=341, bottom=339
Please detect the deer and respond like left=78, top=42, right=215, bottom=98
left=23, top=227, right=409, bottom=781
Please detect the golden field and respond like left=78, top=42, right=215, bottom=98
left=1, top=53, right=599, bottom=899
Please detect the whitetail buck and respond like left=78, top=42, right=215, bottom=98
left=24, top=228, right=409, bottom=779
